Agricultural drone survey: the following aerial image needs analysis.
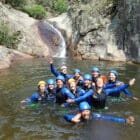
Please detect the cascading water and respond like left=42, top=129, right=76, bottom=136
left=38, top=21, right=66, bottom=58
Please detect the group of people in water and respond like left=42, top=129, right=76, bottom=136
left=21, top=59, right=137, bottom=125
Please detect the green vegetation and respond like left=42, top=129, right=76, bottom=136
left=0, top=21, right=21, bottom=49
left=4, top=0, right=68, bottom=19
left=23, top=5, right=46, bottom=19
left=35, top=0, right=68, bottom=13
left=53, top=0, right=68, bottom=13
left=5, top=0, right=27, bottom=8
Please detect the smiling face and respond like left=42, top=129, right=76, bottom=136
left=48, top=84, right=55, bottom=90
left=74, top=72, right=80, bottom=79
left=38, top=84, right=46, bottom=93
left=108, top=72, right=116, bottom=82
left=61, top=68, right=67, bottom=74
left=56, top=80, right=64, bottom=88
left=81, top=110, right=91, bottom=120
left=96, top=77, right=104, bottom=88
left=69, top=82, right=76, bottom=91
left=84, top=79, right=92, bottom=86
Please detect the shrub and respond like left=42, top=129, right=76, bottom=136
left=23, top=5, right=46, bottom=19
left=5, top=0, right=26, bottom=8
left=0, top=22, right=21, bottom=49
left=53, top=0, right=68, bottom=13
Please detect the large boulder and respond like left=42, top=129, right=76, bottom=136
left=0, top=2, right=49, bottom=57
left=0, top=46, right=33, bottom=69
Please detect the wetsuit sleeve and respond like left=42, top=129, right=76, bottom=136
left=24, top=98, right=32, bottom=104
left=104, top=83, right=116, bottom=89
left=77, top=88, right=86, bottom=96
left=74, top=90, right=94, bottom=103
left=50, top=63, right=60, bottom=77
left=63, top=102, right=71, bottom=107
left=105, top=84, right=129, bottom=96
left=92, top=113, right=126, bottom=124
left=30, top=93, right=39, bottom=102
left=64, top=114, right=75, bottom=122
left=62, top=88, right=75, bottom=99
left=122, top=89, right=132, bottom=97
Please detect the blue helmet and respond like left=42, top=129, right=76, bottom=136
left=79, top=102, right=91, bottom=111
left=56, top=75, right=65, bottom=82
left=83, top=74, right=92, bottom=81
left=47, top=79, right=55, bottom=85
left=74, top=69, right=81, bottom=74
left=91, top=67, right=100, bottom=73
left=109, top=70, right=119, bottom=77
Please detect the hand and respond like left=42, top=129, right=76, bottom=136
left=79, top=76, right=83, bottom=80
left=72, top=113, right=81, bottom=123
left=129, top=78, right=136, bottom=86
left=61, top=104, right=65, bottom=107
left=126, top=116, right=135, bottom=125
left=20, top=100, right=26, bottom=105
left=66, top=99, right=74, bottom=103
left=116, top=82, right=124, bottom=86
left=46, top=55, right=53, bottom=64
left=132, top=96, right=138, bottom=100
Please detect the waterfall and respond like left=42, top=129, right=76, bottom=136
left=38, top=21, right=66, bottom=58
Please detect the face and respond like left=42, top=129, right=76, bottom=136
left=81, top=110, right=91, bottom=120
left=69, top=82, right=76, bottom=91
left=96, top=78, right=104, bottom=88
left=56, top=80, right=64, bottom=88
left=91, top=71, right=100, bottom=78
left=74, top=72, right=80, bottom=78
left=38, top=84, right=46, bottom=93
left=48, top=84, right=55, bottom=90
left=84, top=80, right=92, bottom=86
left=108, top=73, right=116, bottom=82
left=61, top=68, right=67, bottom=74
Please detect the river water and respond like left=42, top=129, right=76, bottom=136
left=0, top=58, right=140, bottom=140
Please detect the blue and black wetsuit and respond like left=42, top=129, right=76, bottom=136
left=105, top=80, right=132, bottom=97
left=25, top=91, right=48, bottom=104
left=46, top=88, right=56, bottom=102
left=50, top=63, right=72, bottom=81
left=55, top=87, right=75, bottom=104
left=73, top=84, right=129, bottom=109
left=64, top=113, right=126, bottom=124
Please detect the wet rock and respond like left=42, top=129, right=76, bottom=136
left=0, top=2, right=49, bottom=57
left=0, top=45, right=33, bottom=69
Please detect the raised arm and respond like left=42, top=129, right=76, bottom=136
left=105, top=78, right=135, bottom=96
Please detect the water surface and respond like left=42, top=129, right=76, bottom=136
left=0, top=58, right=140, bottom=140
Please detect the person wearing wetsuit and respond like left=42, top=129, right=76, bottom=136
left=72, top=69, right=84, bottom=86
left=106, top=70, right=137, bottom=99
left=64, top=78, right=86, bottom=107
left=64, top=102, right=135, bottom=124
left=91, top=67, right=107, bottom=85
left=66, top=77, right=136, bottom=109
left=46, top=79, right=56, bottom=102
left=20, top=81, right=48, bottom=105
left=55, top=75, right=75, bottom=106
left=49, top=60, right=72, bottom=81
left=81, top=74, right=94, bottom=92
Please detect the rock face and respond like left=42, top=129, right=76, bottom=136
left=114, top=0, right=140, bottom=63
left=0, top=2, right=50, bottom=69
left=54, top=0, right=139, bottom=63
left=0, top=46, right=33, bottom=69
